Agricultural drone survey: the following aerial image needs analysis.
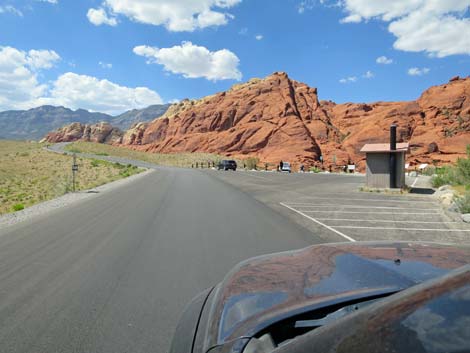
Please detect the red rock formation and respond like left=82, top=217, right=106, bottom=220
left=124, top=72, right=470, bottom=170
left=44, top=122, right=123, bottom=144
left=44, top=73, right=470, bottom=171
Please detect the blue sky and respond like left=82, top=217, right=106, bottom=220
left=0, top=0, right=469, bottom=114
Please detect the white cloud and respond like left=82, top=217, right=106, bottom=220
left=255, top=34, right=263, bottom=40
left=376, top=55, right=393, bottom=64
left=133, top=42, right=242, bottom=81
left=0, top=47, right=59, bottom=110
left=87, top=7, right=117, bottom=26
left=339, top=76, right=357, bottom=83
left=0, top=46, right=162, bottom=115
left=0, top=5, right=23, bottom=16
left=36, top=73, right=163, bottom=115
left=363, top=70, right=374, bottom=79
left=99, top=61, right=113, bottom=69
left=408, top=67, right=430, bottom=76
left=336, top=0, right=470, bottom=57
left=298, top=0, right=315, bottom=14
left=91, top=0, right=241, bottom=31
left=36, top=0, right=58, bottom=4
left=27, top=49, right=61, bottom=69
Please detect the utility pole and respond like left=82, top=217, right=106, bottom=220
left=72, top=153, right=78, bottom=192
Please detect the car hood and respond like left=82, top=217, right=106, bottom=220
left=204, top=242, right=470, bottom=350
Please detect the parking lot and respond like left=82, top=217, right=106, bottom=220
left=207, top=169, right=470, bottom=244
left=280, top=194, right=470, bottom=243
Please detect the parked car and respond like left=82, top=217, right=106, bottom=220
left=280, top=161, right=291, bottom=173
left=170, top=241, right=470, bottom=353
left=218, top=160, right=237, bottom=171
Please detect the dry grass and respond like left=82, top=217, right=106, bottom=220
left=0, top=140, right=143, bottom=215
left=65, top=142, right=241, bottom=167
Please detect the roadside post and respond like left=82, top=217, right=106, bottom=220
left=72, top=153, right=78, bottom=192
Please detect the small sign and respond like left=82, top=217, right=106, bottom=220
left=72, top=164, right=78, bottom=171
left=405, top=163, right=410, bottom=169
left=418, top=163, right=428, bottom=170
left=347, top=165, right=355, bottom=171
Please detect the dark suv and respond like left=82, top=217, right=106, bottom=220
left=218, top=160, right=237, bottom=171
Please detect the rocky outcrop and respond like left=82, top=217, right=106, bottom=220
left=122, top=73, right=470, bottom=170
left=321, top=75, right=470, bottom=169
left=127, top=72, right=330, bottom=165
left=44, top=122, right=123, bottom=144
left=44, top=73, right=470, bottom=171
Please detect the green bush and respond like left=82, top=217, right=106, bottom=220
left=456, top=157, right=470, bottom=185
left=90, top=159, right=100, bottom=167
left=431, top=175, right=448, bottom=188
left=12, top=203, right=24, bottom=212
left=244, top=157, right=259, bottom=170
left=431, top=164, right=466, bottom=188
left=67, top=148, right=81, bottom=153
left=309, top=166, right=321, bottom=173
left=455, top=192, right=470, bottom=214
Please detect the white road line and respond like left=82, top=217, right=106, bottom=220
left=411, top=177, right=419, bottom=188
left=315, top=218, right=458, bottom=224
left=289, top=205, right=439, bottom=211
left=285, top=197, right=435, bottom=204
left=333, top=226, right=470, bottom=232
left=280, top=202, right=356, bottom=242
left=299, top=210, right=440, bottom=215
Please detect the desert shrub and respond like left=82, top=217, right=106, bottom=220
left=431, top=175, right=448, bottom=188
left=455, top=192, right=470, bottom=214
left=244, top=157, right=259, bottom=170
left=90, top=159, right=100, bottom=167
left=432, top=146, right=470, bottom=187
left=421, top=166, right=436, bottom=176
left=456, top=157, right=470, bottom=185
left=309, top=166, right=321, bottom=173
left=67, top=148, right=81, bottom=153
left=12, top=203, right=24, bottom=212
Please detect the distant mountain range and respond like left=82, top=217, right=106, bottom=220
left=0, top=104, right=170, bottom=140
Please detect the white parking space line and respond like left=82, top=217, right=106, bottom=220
left=289, top=205, right=439, bottom=211
left=315, top=218, right=458, bottom=224
left=411, top=177, right=419, bottom=188
left=299, top=210, right=440, bottom=215
left=285, top=197, right=435, bottom=204
left=280, top=202, right=356, bottom=242
left=334, top=226, right=470, bottom=232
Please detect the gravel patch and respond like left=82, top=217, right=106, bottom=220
left=0, top=169, right=155, bottom=229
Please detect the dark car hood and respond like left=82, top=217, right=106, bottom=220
left=204, top=242, right=470, bottom=350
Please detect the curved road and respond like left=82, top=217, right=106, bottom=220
left=0, top=163, right=319, bottom=352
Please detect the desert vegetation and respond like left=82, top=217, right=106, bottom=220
left=64, top=142, right=241, bottom=167
left=431, top=145, right=470, bottom=213
left=0, top=140, right=142, bottom=215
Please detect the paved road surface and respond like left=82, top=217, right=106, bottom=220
left=0, top=167, right=319, bottom=353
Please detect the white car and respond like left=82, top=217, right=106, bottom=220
left=281, top=162, right=291, bottom=173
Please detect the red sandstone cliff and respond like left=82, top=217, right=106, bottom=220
left=45, top=73, right=470, bottom=170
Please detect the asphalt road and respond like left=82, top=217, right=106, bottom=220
left=0, top=167, right=319, bottom=353
left=207, top=169, right=470, bottom=244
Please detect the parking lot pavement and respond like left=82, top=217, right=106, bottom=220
left=206, top=169, right=470, bottom=244
left=280, top=195, right=470, bottom=244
